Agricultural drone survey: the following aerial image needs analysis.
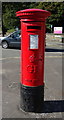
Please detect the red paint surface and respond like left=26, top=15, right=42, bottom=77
left=16, top=9, right=51, bottom=86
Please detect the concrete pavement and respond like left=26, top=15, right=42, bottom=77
left=1, top=43, right=64, bottom=118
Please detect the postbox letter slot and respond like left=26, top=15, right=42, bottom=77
left=27, top=26, right=41, bottom=30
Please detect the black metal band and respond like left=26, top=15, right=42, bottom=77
left=20, top=84, right=44, bottom=113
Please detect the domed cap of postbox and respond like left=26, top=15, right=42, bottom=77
left=16, top=9, right=51, bottom=20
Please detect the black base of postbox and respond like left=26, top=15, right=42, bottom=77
left=20, top=84, right=44, bottom=113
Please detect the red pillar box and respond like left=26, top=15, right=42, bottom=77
left=16, top=9, right=51, bottom=112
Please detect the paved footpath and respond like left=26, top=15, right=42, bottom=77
left=1, top=45, right=64, bottom=119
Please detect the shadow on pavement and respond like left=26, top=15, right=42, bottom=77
left=45, top=48, right=64, bottom=52
left=8, top=47, right=20, bottom=50
left=4, top=47, right=64, bottom=52
left=41, top=100, right=64, bottom=113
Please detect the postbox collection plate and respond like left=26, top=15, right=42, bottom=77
left=30, top=35, right=39, bottom=49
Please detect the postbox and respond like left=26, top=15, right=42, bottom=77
left=16, top=9, right=51, bottom=112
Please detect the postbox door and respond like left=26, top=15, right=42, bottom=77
left=21, top=21, right=45, bottom=87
